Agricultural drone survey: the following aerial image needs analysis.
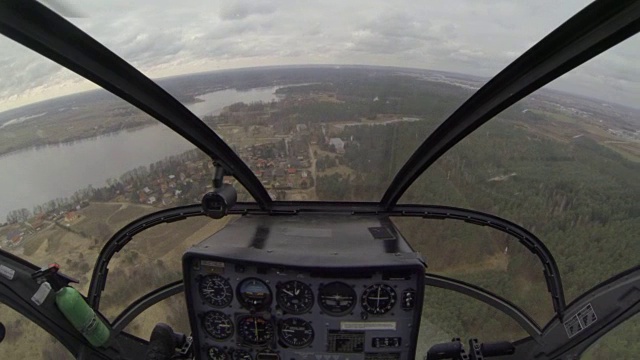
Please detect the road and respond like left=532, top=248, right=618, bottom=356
left=281, top=143, right=318, bottom=201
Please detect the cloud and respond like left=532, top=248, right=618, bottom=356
left=551, top=35, right=640, bottom=105
left=0, top=0, right=638, bottom=110
left=0, top=40, right=69, bottom=101
left=219, top=1, right=277, bottom=21
left=347, top=12, right=438, bottom=54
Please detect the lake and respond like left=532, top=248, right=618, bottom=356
left=0, top=86, right=280, bottom=219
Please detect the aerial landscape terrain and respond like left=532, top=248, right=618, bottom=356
left=0, top=66, right=638, bottom=359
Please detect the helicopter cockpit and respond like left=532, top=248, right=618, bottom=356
left=0, top=1, right=638, bottom=360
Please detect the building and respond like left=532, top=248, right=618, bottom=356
left=329, top=138, right=345, bottom=153
left=64, top=211, right=78, bottom=222
left=271, top=168, right=286, bottom=178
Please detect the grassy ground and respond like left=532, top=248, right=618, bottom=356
left=105, top=203, right=156, bottom=229
left=0, top=305, right=74, bottom=359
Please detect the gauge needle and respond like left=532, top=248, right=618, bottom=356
left=282, top=289, right=294, bottom=296
left=377, top=287, right=381, bottom=308
left=254, top=320, right=259, bottom=339
left=294, top=283, right=299, bottom=295
left=323, top=295, right=344, bottom=300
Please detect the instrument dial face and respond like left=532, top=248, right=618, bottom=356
left=208, top=346, right=230, bottom=360
left=203, top=311, right=234, bottom=340
left=199, top=274, right=233, bottom=307
left=318, top=282, right=357, bottom=316
left=361, top=283, right=397, bottom=315
left=278, top=318, right=314, bottom=348
left=237, top=315, right=275, bottom=346
left=237, top=278, right=272, bottom=310
left=232, top=349, right=253, bottom=360
left=276, top=280, right=314, bottom=314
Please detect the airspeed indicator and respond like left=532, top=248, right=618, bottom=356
left=199, top=274, right=233, bottom=307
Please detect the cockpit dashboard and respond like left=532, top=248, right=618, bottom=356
left=183, top=215, right=426, bottom=360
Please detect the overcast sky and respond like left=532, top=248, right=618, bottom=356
left=0, top=0, right=638, bottom=111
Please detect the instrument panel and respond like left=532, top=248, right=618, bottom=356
left=189, top=263, right=421, bottom=360
left=183, top=215, right=426, bottom=360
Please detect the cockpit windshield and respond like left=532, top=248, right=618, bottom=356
left=3, top=0, right=603, bottom=203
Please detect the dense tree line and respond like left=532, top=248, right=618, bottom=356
left=316, top=155, right=338, bottom=171
left=279, top=76, right=471, bottom=122
left=208, top=75, right=472, bottom=131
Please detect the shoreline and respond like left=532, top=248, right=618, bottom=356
left=0, top=122, right=154, bottom=159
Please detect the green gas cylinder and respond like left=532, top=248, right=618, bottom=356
left=55, top=287, right=110, bottom=347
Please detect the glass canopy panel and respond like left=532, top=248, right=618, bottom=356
left=0, top=304, right=74, bottom=359
left=394, top=217, right=553, bottom=326
left=0, top=35, right=219, bottom=278
left=415, top=286, right=529, bottom=358
left=123, top=293, right=190, bottom=341
left=54, top=0, right=589, bottom=202
left=100, top=216, right=237, bottom=320
left=581, top=313, right=640, bottom=360
left=401, top=35, right=640, bottom=308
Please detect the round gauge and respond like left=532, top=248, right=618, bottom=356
left=237, top=315, right=275, bottom=346
left=361, top=283, right=397, bottom=315
left=232, top=349, right=253, bottom=360
left=278, top=317, right=314, bottom=348
left=199, top=274, right=233, bottom=307
left=276, top=280, right=314, bottom=314
left=237, top=278, right=272, bottom=310
left=318, top=282, right=357, bottom=316
left=208, top=346, right=230, bottom=360
left=203, top=311, right=234, bottom=340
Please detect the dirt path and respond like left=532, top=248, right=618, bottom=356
left=105, top=203, right=129, bottom=228
left=440, top=253, right=509, bottom=276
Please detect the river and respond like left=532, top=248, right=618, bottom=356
left=0, top=86, right=280, bottom=219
